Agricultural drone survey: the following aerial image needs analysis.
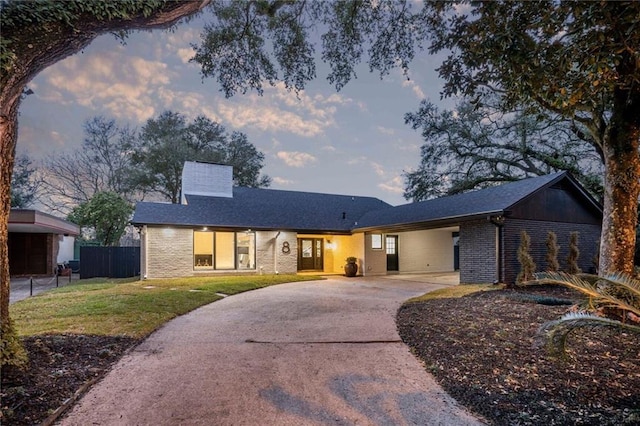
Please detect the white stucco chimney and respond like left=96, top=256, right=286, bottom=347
left=181, top=161, right=233, bottom=204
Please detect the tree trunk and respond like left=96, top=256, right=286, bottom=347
left=1, top=0, right=211, bottom=367
left=599, top=87, right=640, bottom=275
left=0, top=78, right=24, bottom=368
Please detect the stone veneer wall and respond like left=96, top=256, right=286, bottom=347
left=459, top=220, right=498, bottom=284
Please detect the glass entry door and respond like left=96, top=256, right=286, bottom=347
left=386, top=235, right=399, bottom=271
left=298, top=238, right=323, bottom=271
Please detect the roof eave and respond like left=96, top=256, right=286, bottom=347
left=352, top=210, right=504, bottom=233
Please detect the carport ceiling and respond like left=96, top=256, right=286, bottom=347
left=9, top=209, right=79, bottom=235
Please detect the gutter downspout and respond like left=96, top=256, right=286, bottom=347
left=273, top=231, right=281, bottom=274
left=143, top=225, right=148, bottom=279
left=489, top=215, right=505, bottom=284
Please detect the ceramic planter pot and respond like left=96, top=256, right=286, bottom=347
left=344, top=261, right=358, bottom=277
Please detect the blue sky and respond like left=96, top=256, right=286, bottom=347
left=17, top=13, right=455, bottom=207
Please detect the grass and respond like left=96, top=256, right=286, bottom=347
left=405, top=283, right=501, bottom=303
left=10, top=275, right=321, bottom=338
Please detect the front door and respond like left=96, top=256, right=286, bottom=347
left=386, top=235, right=399, bottom=271
left=298, top=238, right=324, bottom=271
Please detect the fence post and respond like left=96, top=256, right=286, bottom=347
left=30, top=276, right=33, bottom=296
left=56, top=271, right=59, bottom=288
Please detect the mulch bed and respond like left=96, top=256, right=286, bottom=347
left=2, top=285, right=638, bottom=425
left=397, top=285, right=640, bottom=425
left=1, top=335, right=139, bottom=425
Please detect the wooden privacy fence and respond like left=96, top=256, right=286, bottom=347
left=79, top=246, right=140, bottom=279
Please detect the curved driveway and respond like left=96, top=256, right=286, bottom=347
left=60, top=276, right=484, bottom=425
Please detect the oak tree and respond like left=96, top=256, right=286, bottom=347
left=420, top=1, right=640, bottom=275
left=404, top=96, right=604, bottom=201
left=129, top=111, right=270, bottom=203
left=1, top=0, right=212, bottom=368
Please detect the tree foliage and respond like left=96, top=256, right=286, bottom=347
left=1, top=0, right=639, bottom=374
left=10, top=153, right=37, bottom=208
left=403, top=96, right=604, bottom=201
left=0, top=0, right=210, bottom=373
left=130, top=111, right=270, bottom=204
left=193, top=1, right=422, bottom=97
left=38, top=116, right=137, bottom=214
left=420, top=1, right=640, bottom=275
left=67, top=191, right=133, bottom=246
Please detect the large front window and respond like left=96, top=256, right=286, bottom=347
left=194, top=230, right=255, bottom=270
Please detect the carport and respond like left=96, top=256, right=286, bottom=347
left=354, top=172, right=602, bottom=285
left=9, top=209, right=79, bottom=276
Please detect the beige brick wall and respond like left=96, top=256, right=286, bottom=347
left=145, top=226, right=193, bottom=278
left=142, top=227, right=368, bottom=278
left=256, top=231, right=298, bottom=274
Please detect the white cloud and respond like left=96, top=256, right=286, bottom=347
left=218, top=101, right=327, bottom=137
left=176, top=47, right=196, bottom=64
left=371, top=162, right=386, bottom=177
left=378, top=175, right=405, bottom=195
left=277, top=151, right=317, bottom=168
left=42, top=51, right=175, bottom=122
left=273, top=176, right=294, bottom=185
left=402, top=79, right=426, bottom=99
left=377, top=126, right=395, bottom=136
left=213, top=83, right=358, bottom=137
left=347, top=156, right=368, bottom=166
left=163, top=26, right=201, bottom=63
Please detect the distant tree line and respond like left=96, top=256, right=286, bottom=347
left=11, top=110, right=271, bottom=246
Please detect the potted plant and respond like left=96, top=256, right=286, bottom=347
left=344, top=256, right=358, bottom=277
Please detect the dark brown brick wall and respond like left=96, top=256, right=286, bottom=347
left=503, top=219, right=601, bottom=285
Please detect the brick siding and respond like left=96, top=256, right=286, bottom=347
left=503, top=219, right=601, bottom=285
left=144, top=227, right=299, bottom=278
left=460, top=220, right=498, bottom=284
left=146, top=227, right=193, bottom=278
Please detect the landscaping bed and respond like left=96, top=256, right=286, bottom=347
left=397, top=285, right=640, bottom=425
left=1, top=334, right=139, bottom=425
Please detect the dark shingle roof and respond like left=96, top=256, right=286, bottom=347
left=353, top=172, right=571, bottom=230
left=132, top=172, right=598, bottom=233
left=131, top=187, right=392, bottom=233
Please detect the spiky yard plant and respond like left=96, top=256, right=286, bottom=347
left=545, top=231, right=560, bottom=272
left=530, top=271, right=640, bottom=357
left=516, top=230, right=536, bottom=284
left=566, top=231, right=581, bottom=274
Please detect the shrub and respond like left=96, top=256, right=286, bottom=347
left=566, top=231, right=581, bottom=274
left=545, top=231, right=560, bottom=272
left=516, top=230, right=536, bottom=284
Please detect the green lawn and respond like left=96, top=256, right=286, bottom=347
left=11, top=275, right=321, bottom=338
left=405, top=283, right=501, bottom=303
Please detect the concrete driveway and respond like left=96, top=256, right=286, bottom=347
left=60, top=275, right=483, bottom=425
